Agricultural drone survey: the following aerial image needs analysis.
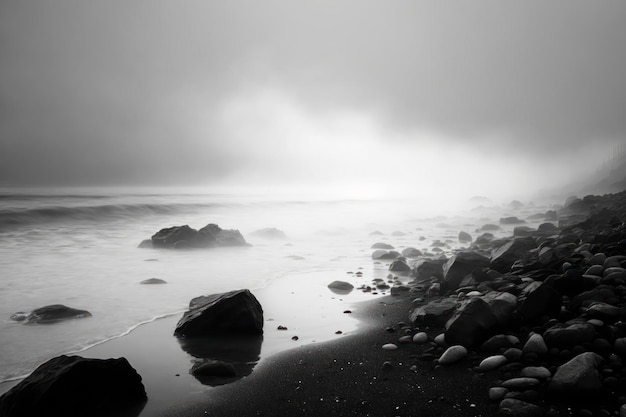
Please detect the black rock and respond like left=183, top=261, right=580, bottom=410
left=500, top=216, right=526, bottom=225
left=389, top=258, right=412, bottom=273
left=442, top=251, right=490, bottom=291
left=0, top=355, right=146, bottom=417
left=490, top=237, right=536, bottom=273
left=14, top=304, right=92, bottom=324
left=445, top=297, right=498, bottom=347
left=149, top=223, right=247, bottom=249
left=175, top=289, right=264, bottom=337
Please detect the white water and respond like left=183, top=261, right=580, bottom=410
left=0, top=186, right=523, bottom=389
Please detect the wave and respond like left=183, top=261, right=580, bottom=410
left=0, top=202, right=220, bottom=229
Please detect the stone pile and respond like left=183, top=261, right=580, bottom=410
left=391, top=191, right=626, bottom=416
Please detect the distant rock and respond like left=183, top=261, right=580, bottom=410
left=500, top=216, right=526, bottom=225
left=11, top=304, right=92, bottom=324
left=458, top=231, right=472, bottom=243
left=0, top=355, right=146, bottom=417
left=389, top=258, right=412, bottom=273
left=371, top=242, right=394, bottom=250
left=401, top=247, right=423, bottom=258
left=480, top=224, right=500, bottom=231
left=372, top=249, right=401, bottom=260
left=327, top=280, right=354, bottom=294
left=140, top=278, right=167, bottom=285
left=175, top=290, right=264, bottom=337
left=250, top=227, right=287, bottom=240
left=147, top=223, right=247, bottom=249
left=508, top=200, right=525, bottom=209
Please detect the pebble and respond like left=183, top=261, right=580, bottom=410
left=434, top=333, right=446, bottom=346
left=477, top=355, right=508, bottom=372
left=521, top=366, right=551, bottom=380
left=503, top=348, right=523, bottom=361
left=398, top=335, right=412, bottom=344
left=437, top=345, right=468, bottom=365
left=501, top=377, right=540, bottom=390
left=522, top=333, right=548, bottom=356
left=489, top=387, right=508, bottom=402
left=413, top=332, right=428, bottom=344
left=499, top=398, right=545, bottom=417
left=382, top=343, right=398, bottom=351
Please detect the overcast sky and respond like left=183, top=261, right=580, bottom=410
left=1, top=1, right=624, bottom=197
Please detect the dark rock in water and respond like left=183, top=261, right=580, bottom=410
left=327, top=281, right=354, bottom=294
left=490, top=237, right=536, bottom=273
left=140, top=278, right=167, bottom=285
left=371, top=242, right=394, bottom=250
left=513, top=226, right=535, bottom=237
left=409, top=297, right=458, bottom=327
left=401, top=247, right=423, bottom=258
left=442, top=251, right=490, bottom=291
left=0, top=355, right=146, bottom=417
left=414, top=259, right=444, bottom=280
left=14, top=304, right=92, bottom=324
left=191, top=359, right=237, bottom=377
left=445, top=297, right=497, bottom=347
left=549, top=352, right=604, bottom=395
left=175, top=289, right=263, bottom=337
left=481, top=224, right=501, bottom=231
left=517, top=282, right=562, bottom=322
left=389, top=258, right=411, bottom=273
left=250, top=227, right=287, bottom=240
left=500, top=216, right=526, bottom=225
left=537, top=222, right=559, bottom=235
left=149, top=223, right=247, bottom=249
left=458, top=231, right=472, bottom=243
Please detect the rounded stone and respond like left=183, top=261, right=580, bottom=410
left=382, top=343, right=398, bottom=351
left=489, top=386, right=508, bottom=402
left=413, top=332, right=428, bottom=344
left=521, top=366, right=552, bottom=380
left=438, top=345, right=468, bottom=365
left=478, top=355, right=508, bottom=372
left=501, top=377, right=540, bottom=390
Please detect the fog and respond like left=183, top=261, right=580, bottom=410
left=1, top=0, right=624, bottom=200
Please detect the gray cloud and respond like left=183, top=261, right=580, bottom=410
left=0, top=0, right=624, bottom=189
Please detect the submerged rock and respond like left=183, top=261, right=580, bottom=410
left=0, top=355, right=146, bottom=417
left=148, top=223, right=247, bottom=249
left=175, top=289, right=264, bottom=337
left=249, top=227, right=287, bottom=240
left=11, top=304, right=92, bottom=324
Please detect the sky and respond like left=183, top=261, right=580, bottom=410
left=1, top=1, right=625, bottom=199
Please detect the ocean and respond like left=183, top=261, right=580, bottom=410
left=0, top=186, right=508, bottom=392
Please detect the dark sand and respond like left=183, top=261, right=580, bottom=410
left=162, top=292, right=499, bottom=417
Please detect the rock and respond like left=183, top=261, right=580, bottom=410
left=481, top=291, right=518, bottom=325
left=543, top=321, right=597, bottom=349
left=442, top=251, right=490, bottom=291
left=390, top=285, right=410, bottom=296
left=401, top=247, right=423, bottom=258
left=585, top=302, right=622, bottom=321
left=174, top=290, right=263, bottom=337
left=382, top=343, right=398, bottom=351
left=615, top=338, right=626, bottom=356
left=413, top=332, right=428, bottom=344
left=458, top=231, right=473, bottom=243
left=140, top=278, right=167, bottom=285
left=250, top=227, right=287, bottom=240
left=327, top=281, right=354, bottom=294
left=372, top=242, right=394, bottom=250
left=389, top=258, right=412, bottom=273
left=477, top=355, right=508, bottom=372
left=191, top=359, right=237, bottom=377
left=513, top=226, right=535, bottom=237
left=414, top=259, right=444, bottom=280
left=501, top=377, right=541, bottom=390
left=481, top=334, right=519, bottom=353
left=437, top=345, right=468, bottom=365
left=549, top=352, right=604, bottom=395
left=518, top=282, right=562, bottom=321
left=521, top=366, right=551, bottom=380
left=0, top=355, right=146, bottom=417
left=522, top=333, right=548, bottom=356
left=409, top=297, right=458, bottom=327
left=490, top=237, right=536, bottom=273
left=481, top=223, right=501, bottom=231
left=498, top=398, right=545, bottom=417
left=537, top=222, right=559, bottom=235
left=372, top=249, right=401, bottom=260
left=500, top=216, right=526, bottom=225
left=150, top=223, right=247, bottom=249
left=570, top=286, right=616, bottom=312
left=15, top=304, right=92, bottom=324
left=445, top=297, right=497, bottom=347
left=137, top=239, right=153, bottom=248
left=489, top=387, right=509, bottom=402
left=503, top=348, right=523, bottom=361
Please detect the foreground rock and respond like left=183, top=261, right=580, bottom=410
left=175, top=289, right=264, bottom=337
left=141, top=223, right=247, bottom=249
left=10, top=304, right=92, bottom=324
left=442, top=251, right=490, bottom=291
left=327, top=280, right=354, bottom=294
left=0, top=355, right=146, bottom=417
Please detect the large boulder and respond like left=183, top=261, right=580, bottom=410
left=445, top=297, right=498, bottom=347
left=549, top=352, right=604, bottom=395
left=442, top=251, right=490, bottom=291
left=480, top=291, right=518, bottom=325
left=10, top=305, right=92, bottom=324
left=414, top=259, right=444, bottom=280
left=175, top=290, right=264, bottom=337
left=490, top=237, right=536, bottom=272
left=0, top=355, right=146, bottom=417
left=149, top=224, right=247, bottom=249
left=409, top=297, right=458, bottom=327
left=517, top=281, right=562, bottom=322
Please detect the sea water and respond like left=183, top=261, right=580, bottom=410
left=0, top=186, right=507, bottom=390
